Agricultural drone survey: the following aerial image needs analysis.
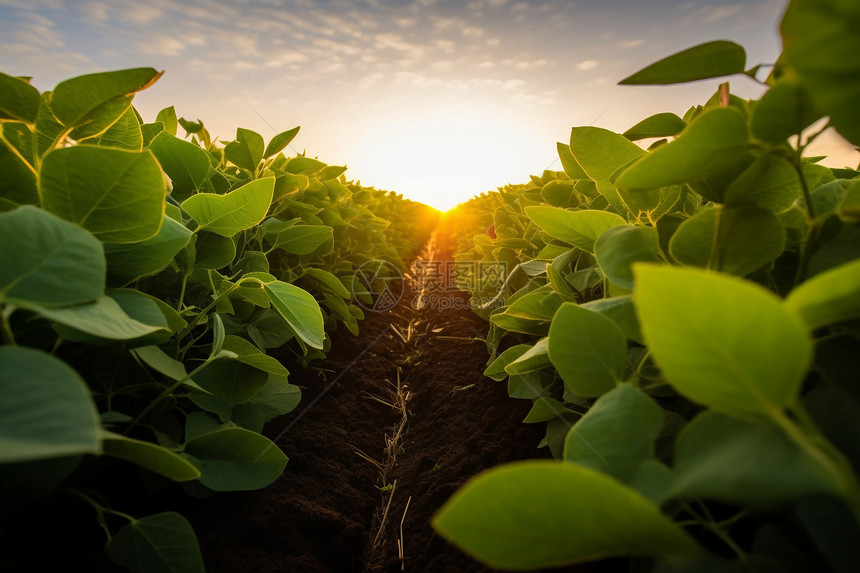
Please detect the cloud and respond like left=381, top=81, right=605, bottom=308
left=462, top=26, right=484, bottom=38
left=138, top=35, right=185, bottom=56
left=577, top=60, right=599, bottom=71
left=704, top=4, right=743, bottom=21
left=622, top=39, right=644, bottom=48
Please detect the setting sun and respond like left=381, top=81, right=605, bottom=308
left=347, top=106, right=549, bottom=211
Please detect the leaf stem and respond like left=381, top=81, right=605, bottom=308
left=125, top=357, right=214, bottom=432
left=1, top=305, right=17, bottom=345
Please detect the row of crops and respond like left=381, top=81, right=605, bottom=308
left=436, top=0, right=860, bottom=570
left=0, top=68, right=436, bottom=569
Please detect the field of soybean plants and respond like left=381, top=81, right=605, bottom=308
left=2, top=0, right=860, bottom=571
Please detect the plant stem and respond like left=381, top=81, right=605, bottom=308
left=173, top=281, right=241, bottom=342
left=769, top=406, right=860, bottom=522
left=125, top=358, right=214, bottom=432
left=1, top=305, right=17, bottom=345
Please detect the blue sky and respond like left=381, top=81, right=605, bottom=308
left=1, top=0, right=854, bottom=209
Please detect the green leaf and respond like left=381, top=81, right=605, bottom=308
left=0, top=346, right=101, bottom=463
left=563, top=385, right=664, bottom=482
left=504, top=338, right=551, bottom=375
left=623, top=113, right=686, bottom=141
left=51, top=67, right=162, bottom=128
left=751, top=76, right=820, bottom=143
left=303, top=268, right=351, bottom=298
left=0, top=71, right=41, bottom=123
left=432, top=461, right=698, bottom=569
left=0, top=206, right=104, bottom=307
left=193, top=359, right=269, bottom=404
left=105, top=512, right=205, bottom=573
left=671, top=412, right=841, bottom=504
left=147, top=131, right=211, bottom=196
left=556, top=142, right=588, bottom=179
left=523, top=397, right=571, bottom=423
left=101, top=431, right=200, bottom=481
left=40, top=146, right=165, bottom=243
left=782, top=0, right=860, bottom=145
left=634, top=265, right=812, bottom=418
left=32, top=294, right=166, bottom=340
left=0, top=133, right=38, bottom=207
left=224, top=127, right=264, bottom=172
left=182, top=427, right=288, bottom=491
left=181, top=177, right=274, bottom=237
left=548, top=303, right=626, bottom=397
left=669, top=206, right=785, bottom=276
left=785, top=258, right=860, bottom=329
left=723, top=154, right=802, bottom=213
left=245, top=375, right=301, bottom=422
left=617, top=107, right=750, bottom=199
left=594, top=225, right=662, bottom=289
left=580, top=296, right=643, bottom=344
left=483, top=345, right=531, bottom=381
left=268, top=224, right=333, bottom=255
left=104, top=215, right=192, bottom=283
left=263, top=280, right=325, bottom=350
left=85, top=105, right=143, bottom=151
left=263, top=126, right=300, bottom=158
left=619, top=41, right=746, bottom=85
left=156, top=106, right=178, bottom=136
left=132, top=345, right=209, bottom=394
left=525, top=206, right=626, bottom=252
left=193, top=231, right=235, bottom=269
left=568, top=126, right=646, bottom=212
left=221, top=335, right=288, bottom=377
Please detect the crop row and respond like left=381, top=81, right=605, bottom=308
left=0, top=68, right=436, bottom=570
left=437, top=0, right=860, bottom=570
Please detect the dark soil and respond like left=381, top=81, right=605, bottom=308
left=179, top=227, right=596, bottom=572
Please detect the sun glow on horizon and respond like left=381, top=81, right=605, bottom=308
left=346, top=106, right=550, bottom=211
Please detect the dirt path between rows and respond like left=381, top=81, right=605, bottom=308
left=180, top=226, right=564, bottom=572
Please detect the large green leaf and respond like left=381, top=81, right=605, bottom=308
left=548, top=303, right=626, bottom=397
left=193, top=359, right=269, bottom=405
left=751, top=76, right=820, bottom=143
left=85, top=104, right=144, bottom=150
left=147, top=131, right=211, bottom=195
left=0, top=347, right=101, bottom=463
left=268, top=224, right=333, bottom=255
left=623, top=113, right=686, bottom=141
left=594, top=225, right=662, bottom=289
left=29, top=294, right=166, bottom=340
left=671, top=412, right=842, bottom=505
left=101, top=431, right=200, bottom=481
left=40, top=146, right=165, bottom=243
left=581, top=296, right=643, bottom=344
left=619, top=41, right=746, bottom=85
left=224, top=127, right=264, bottom=172
left=105, top=512, right=204, bottom=573
left=432, top=461, right=698, bottom=569
left=0, top=133, right=38, bottom=207
left=263, top=126, right=300, bottom=159
left=563, top=385, right=664, bottom=482
left=182, top=427, right=288, bottom=491
left=181, top=177, right=274, bottom=237
left=484, top=345, right=531, bottom=381
left=617, top=107, right=750, bottom=200
left=263, top=280, right=325, bottom=350
left=104, top=215, right=192, bottom=283
left=634, top=265, right=812, bottom=418
left=525, top=206, right=625, bottom=252
left=303, top=268, right=351, bottom=298
left=782, top=0, right=860, bottom=145
left=51, top=67, right=162, bottom=128
left=723, top=154, right=802, bottom=213
left=0, top=206, right=104, bottom=307
left=785, top=258, right=860, bottom=329
left=669, top=206, right=785, bottom=276
left=0, top=71, right=41, bottom=123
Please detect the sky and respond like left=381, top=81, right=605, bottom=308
left=1, top=0, right=856, bottom=211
